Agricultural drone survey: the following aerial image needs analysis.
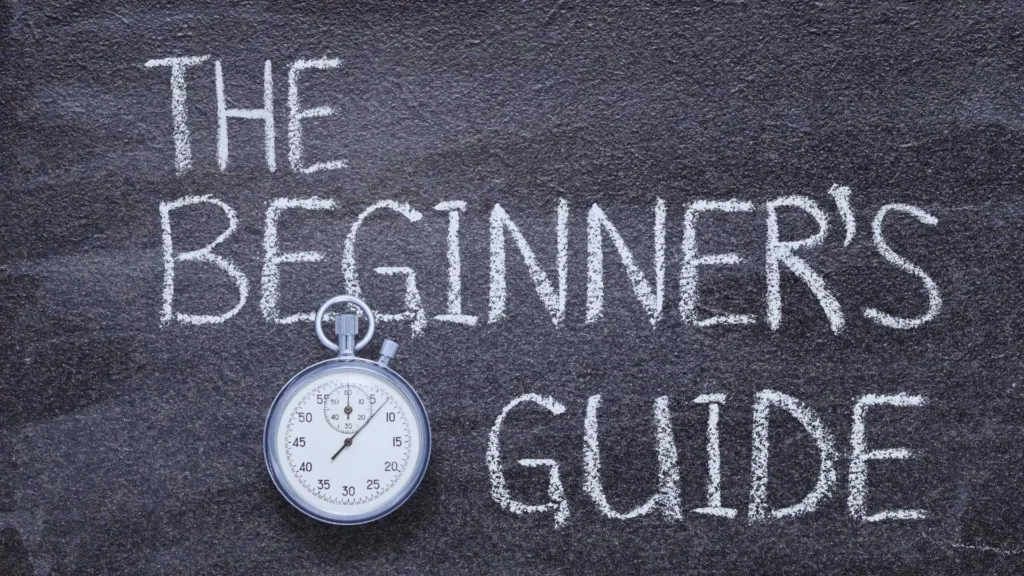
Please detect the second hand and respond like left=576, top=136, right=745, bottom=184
left=331, top=398, right=389, bottom=461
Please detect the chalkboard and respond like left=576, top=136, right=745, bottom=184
left=2, top=1, right=1024, bottom=574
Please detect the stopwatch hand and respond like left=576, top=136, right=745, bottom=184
left=331, top=400, right=388, bottom=461
left=330, top=435, right=353, bottom=460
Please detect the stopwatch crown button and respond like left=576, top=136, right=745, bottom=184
left=335, top=313, right=359, bottom=356
left=336, top=313, right=358, bottom=336
left=378, top=339, right=399, bottom=367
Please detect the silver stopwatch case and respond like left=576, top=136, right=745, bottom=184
left=263, top=296, right=431, bottom=525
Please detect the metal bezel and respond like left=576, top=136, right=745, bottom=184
left=263, top=357, right=431, bottom=525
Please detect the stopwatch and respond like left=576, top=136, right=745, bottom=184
left=264, top=295, right=431, bottom=525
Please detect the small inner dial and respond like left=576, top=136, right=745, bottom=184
left=323, top=383, right=374, bottom=434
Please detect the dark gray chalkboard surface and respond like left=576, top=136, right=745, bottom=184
left=3, top=1, right=1024, bottom=574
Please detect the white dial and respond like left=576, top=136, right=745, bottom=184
left=267, top=364, right=428, bottom=522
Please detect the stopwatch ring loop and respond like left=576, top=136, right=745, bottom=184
left=314, top=295, right=375, bottom=352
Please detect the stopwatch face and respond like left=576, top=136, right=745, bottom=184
left=264, top=360, right=430, bottom=524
